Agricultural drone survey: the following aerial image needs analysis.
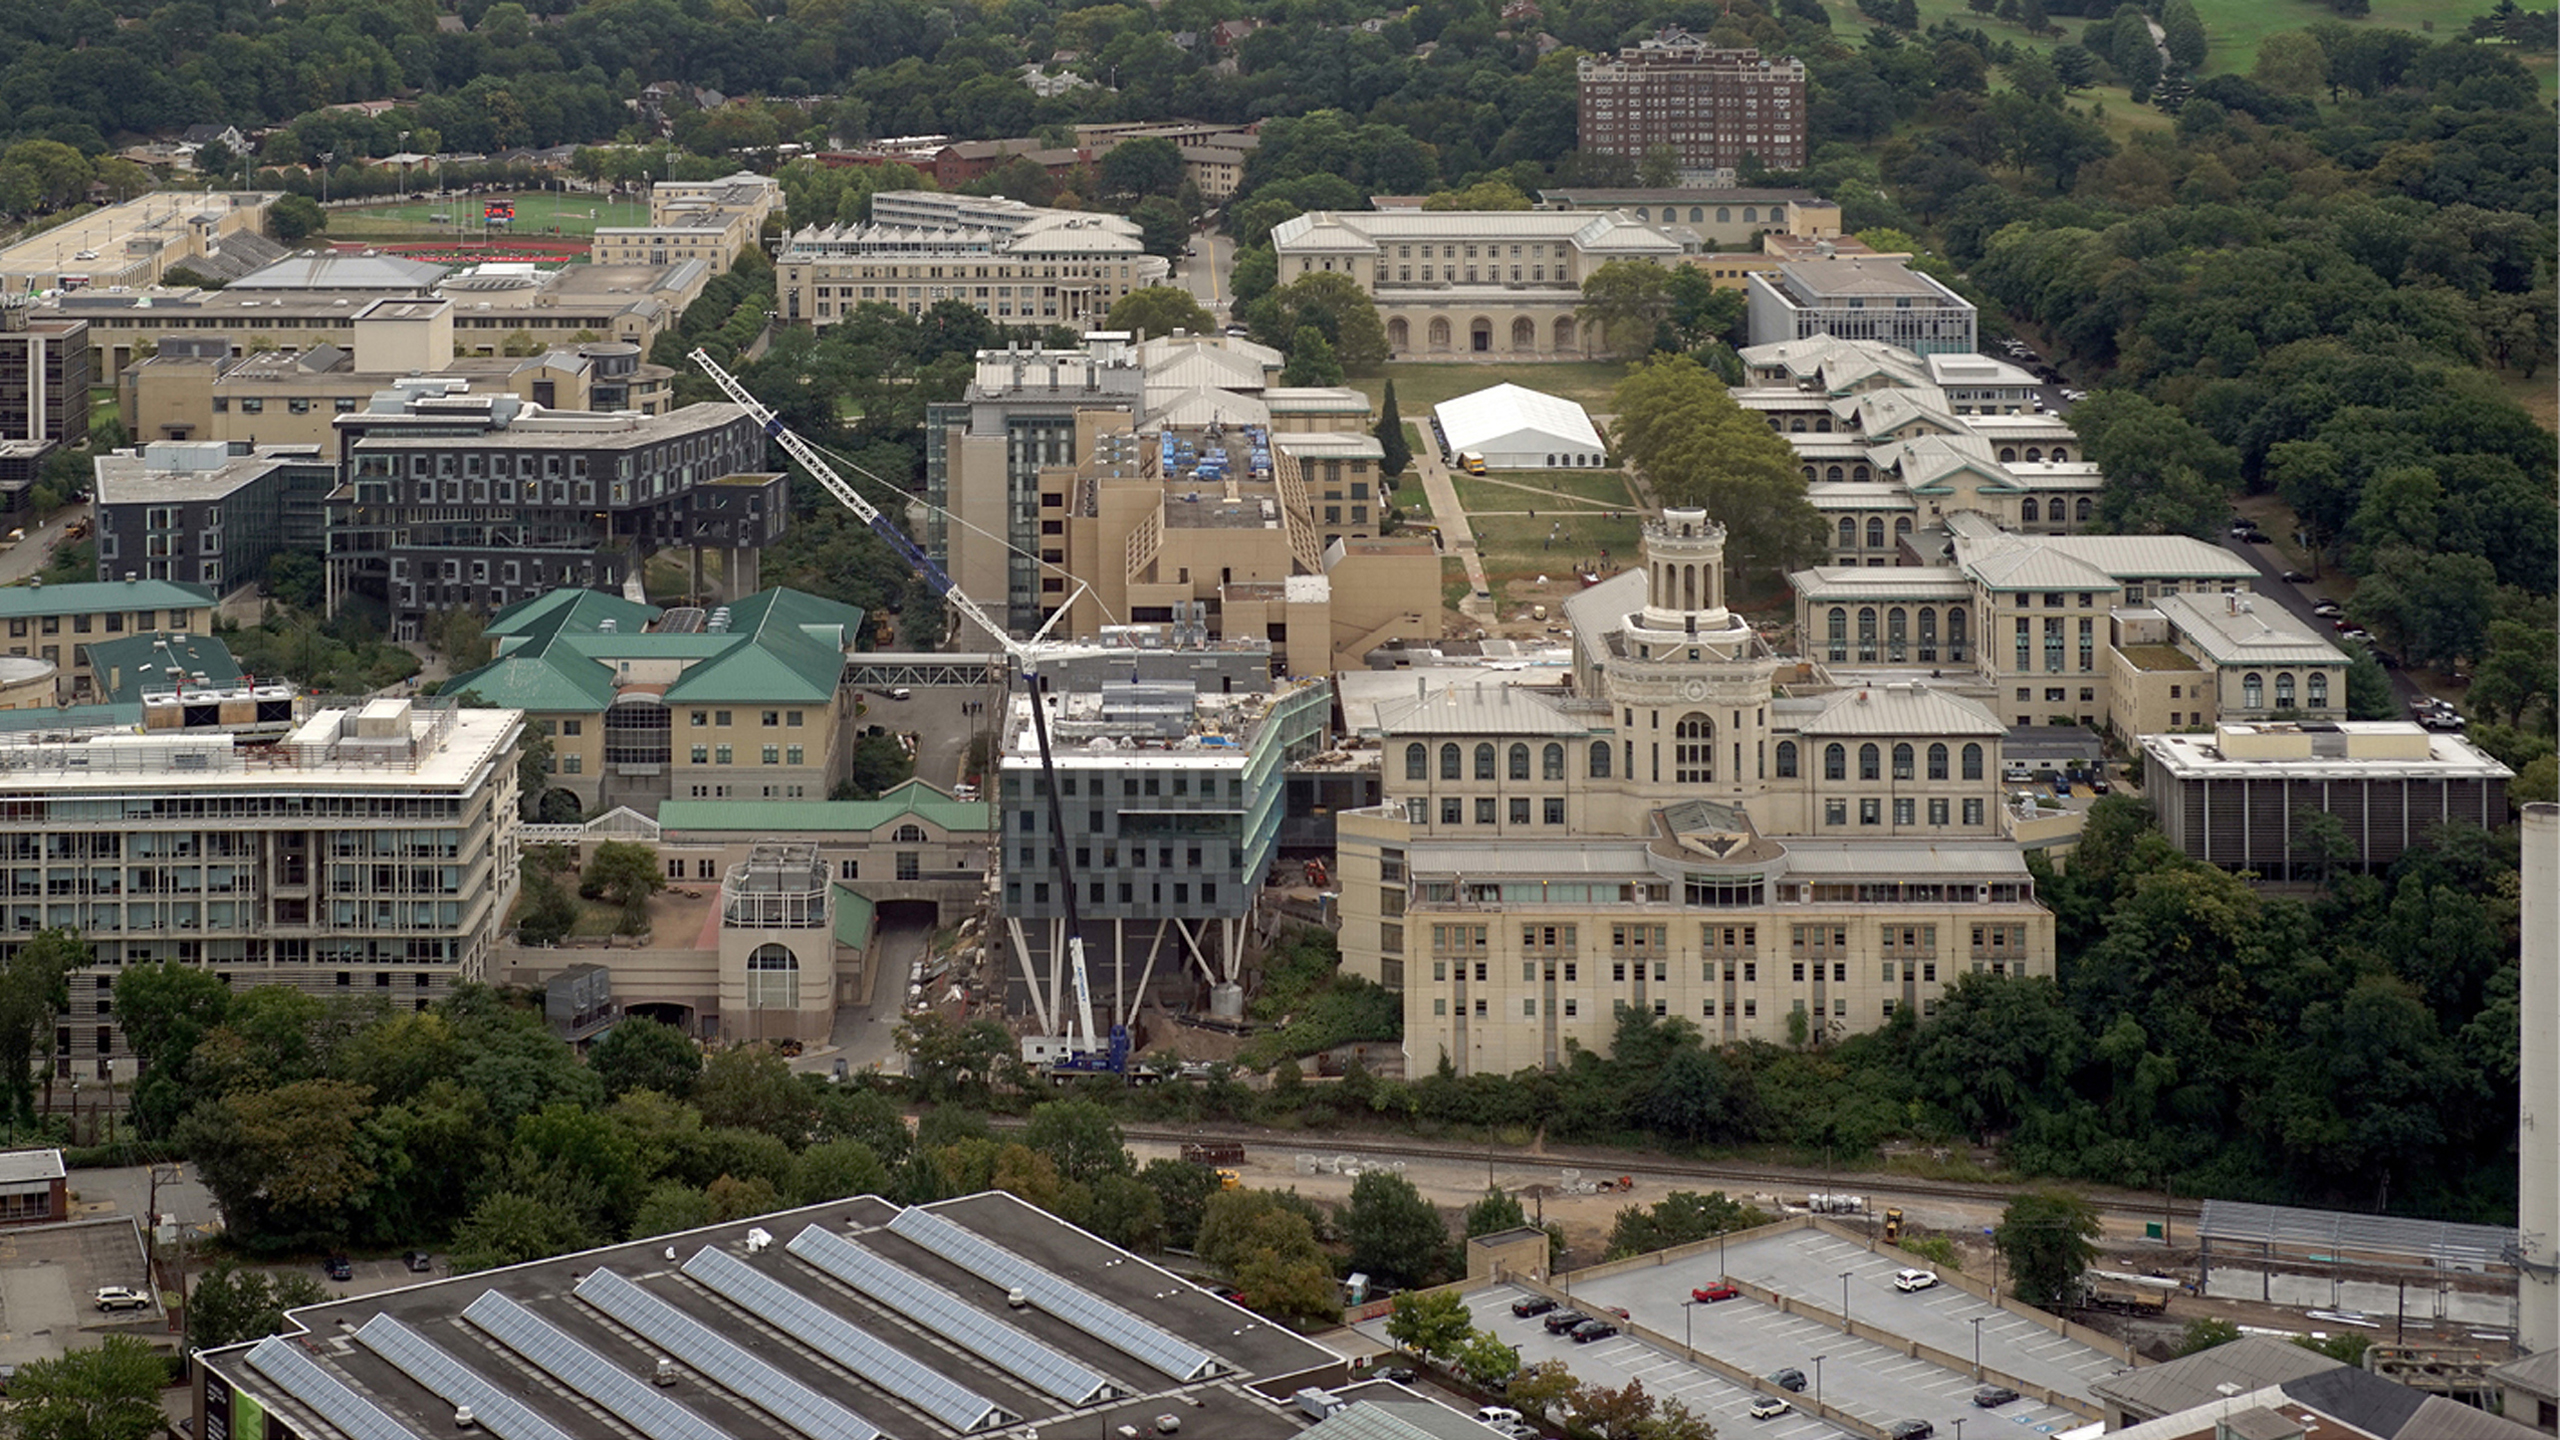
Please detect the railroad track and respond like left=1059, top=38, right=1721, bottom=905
left=1010, top=1119, right=2206, bottom=1218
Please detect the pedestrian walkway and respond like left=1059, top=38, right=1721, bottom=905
left=1411, top=447, right=1494, bottom=625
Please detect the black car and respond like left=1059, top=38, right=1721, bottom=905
left=1512, top=1296, right=1557, bottom=1318
left=1973, top=1386, right=2021, bottom=1408
left=1378, top=1366, right=1418, bottom=1383
left=324, top=1255, right=353, bottom=1281
left=1888, top=1423, right=1936, bottom=1440
left=1541, top=1309, right=1591, bottom=1335
left=1767, top=1368, right=1807, bottom=1393
left=1569, top=1319, right=1618, bottom=1343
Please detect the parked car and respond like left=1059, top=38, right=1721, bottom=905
left=325, top=1255, right=354, bottom=1281
left=1494, top=1424, right=1538, bottom=1440
left=1892, top=1268, right=1940, bottom=1292
left=1767, top=1368, right=1807, bottom=1393
left=1887, top=1422, right=1936, bottom=1440
left=2089, top=771, right=2111, bottom=794
left=1974, top=1385, right=2022, bottom=1408
left=1748, top=1397, right=1791, bottom=1420
left=2281, top=570, right=2311, bottom=583
left=1600, top=1306, right=1631, bottom=1319
left=1692, top=1282, right=1741, bottom=1303
left=402, top=1250, right=434, bottom=1273
left=1541, top=1309, right=1590, bottom=1334
left=1569, top=1319, right=1619, bottom=1343
left=1377, top=1365, right=1417, bottom=1383
left=94, top=1286, right=152, bottom=1311
left=1476, top=1408, right=1523, bottom=1427
left=2312, top=600, right=2343, bottom=617
left=1512, top=1296, right=1557, bottom=1318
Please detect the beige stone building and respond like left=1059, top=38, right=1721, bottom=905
left=1791, top=519, right=2278, bottom=735
left=1336, top=510, right=2054, bottom=1074
left=2106, top=591, right=2349, bottom=737
left=0, top=192, right=280, bottom=296
left=123, top=329, right=676, bottom=447
left=0, top=579, right=217, bottom=697
left=777, top=195, right=1167, bottom=329
left=1268, top=209, right=1684, bottom=359
left=929, top=332, right=1440, bottom=670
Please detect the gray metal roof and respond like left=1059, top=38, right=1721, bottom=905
left=2090, top=1336, right=2343, bottom=1420
left=0, top=1147, right=64, bottom=1185
left=1303, top=1401, right=1507, bottom=1440
left=2196, top=1199, right=2517, bottom=1267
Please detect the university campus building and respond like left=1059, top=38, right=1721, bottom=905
left=1576, top=31, right=1809, bottom=178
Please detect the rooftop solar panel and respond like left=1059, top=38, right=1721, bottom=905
left=576, top=1267, right=883, bottom=1440
left=243, top=1337, right=425, bottom=1440
left=462, top=1290, right=738, bottom=1440
left=786, top=1225, right=1115, bottom=1405
left=354, top=1315, right=580, bottom=1440
left=684, top=1245, right=1013, bottom=1432
left=885, top=1206, right=1223, bottom=1381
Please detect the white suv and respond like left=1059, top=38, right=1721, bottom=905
left=1892, top=1268, right=1939, bottom=1292
left=94, top=1285, right=152, bottom=1311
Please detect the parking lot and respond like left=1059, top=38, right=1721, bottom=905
left=1360, top=1288, right=1855, bottom=1440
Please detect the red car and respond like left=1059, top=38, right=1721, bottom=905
left=1691, top=1282, right=1740, bottom=1303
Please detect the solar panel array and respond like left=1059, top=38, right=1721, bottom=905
left=243, top=1337, right=423, bottom=1440
left=576, top=1267, right=884, bottom=1440
left=354, top=1315, right=581, bottom=1440
left=885, top=1206, right=1222, bottom=1381
left=683, top=1245, right=1014, bottom=1433
left=462, top=1290, right=738, bottom=1440
left=787, top=1225, right=1114, bottom=1406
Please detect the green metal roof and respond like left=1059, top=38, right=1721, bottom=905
left=82, top=631, right=243, bottom=705
left=832, top=885, right=874, bottom=949
left=447, top=586, right=862, bottom=714
left=486, top=587, right=659, bottom=639
left=0, top=579, right=216, bottom=616
left=656, top=782, right=994, bottom=836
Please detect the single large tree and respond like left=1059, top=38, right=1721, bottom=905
left=581, top=841, right=666, bottom=934
left=1608, top=355, right=1829, bottom=590
left=1994, top=1189, right=2102, bottom=1304
left=1384, top=1288, right=1474, bottom=1362
left=587, top=1016, right=703, bottom=1099
left=1244, top=271, right=1388, bottom=370
left=0, top=928, right=82, bottom=1126
left=1105, top=286, right=1218, bottom=339
left=185, top=1263, right=331, bottom=1352
left=1375, top=379, right=1413, bottom=478
left=0, top=1334, right=168, bottom=1440
left=1021, top=1099, right=1132, bottom=1186
left=1344, top=1170, right=1455, bottom=1289
left=1577, top=259, right=1674, bottom=356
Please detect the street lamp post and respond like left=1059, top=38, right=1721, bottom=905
left=1971, top=1316, right=1984, bottom=1380
left=1812, top=1355, right=1825, bottom=1411
left=1953, top=1419, right=1965, bottom=1440
left=1840, top=1271, right=1853, bottom=1329
left=1683, top=1299, right=1692, bottom=1354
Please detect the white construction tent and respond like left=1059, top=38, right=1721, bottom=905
left=1434, top=383, right=1608, bottom=469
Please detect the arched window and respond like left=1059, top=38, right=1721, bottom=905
left=1776, top=741, right=1799, bottom=778
left=1511, top=316, right=1537, bottom=350
left=1838, top=517, right=1856, bottom=549
left=2053, top=447, right=2070, bottom=463
left=1853, top=464, right=1871, bottom=482
left=1927, top=742, right=1948, bottom=780
left=1428, top=316, right=1451, bottom=349
left=1827, top=607, right=1848, bottom=661
left=1440, top=743, right=1461, bottom=780
left=1674, top=713, right=1714, bottom=783
left=1716, top=206, right=1731, bottom=222
left=894, top=824, right=927, bottom=843
left=1474, top=743, right=1496, bottom=780
left=1866, top=517, right=1885, bottom=549
left=2025, top=447, right=2043, bottom=463
left=1918, top=607, right=1938, bottom=661
left=1824, top=743, right=1846, bottom=781
left=1826, top=465, right=1844, bottom=482
left=1887, top=607, right=1907, bottom=662
left=2309, top=672, right=2329, bottom=708
left=1961, top=743, right=1983, bottom=781
left=1589, top=741, right=1612, bottom=778
left=747, top=943, right=799, bottom=1008
left=2275, top=672, right=2295, bottom=709
left=1387, top=316, right=1409, bottom=350
left=1509, top=743, right=1531, bottom=780
left=1895, top=516, right=1912, bottom=539
left=1891, top=743, right=1914, bottom=780
left=2020, top=498, right=2039, bottom=523
left=1857, top=607, right=1877, bottom=662
left=1633, top=206, right=1649, bottom=220
left=1815, top=416, right=1833, bottom=433
left=1948, top=607, right=1969, bottom=658
left=1742, top=206, right=1759, bottom=222
left=1690, top=206, right=1704, bottom=222
left=1790, top=418, right=1808, bottom=433
left=1803, top=465, right=1817, bottom=482
left=1857, top=743, right=1880, bottom=781
left=1555, top=316, right=1576, bottom=350
left=1405, top=742, right=1427, bottom=780
left=1543, top=743, right=1565, bottom=780
left=1998, top=447, right=2017, bottom=463
left=2075, top=497, right=2092, bottom=522
left=2242, top=672, right=2263, bottom=709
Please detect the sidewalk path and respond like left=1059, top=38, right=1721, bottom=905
left=1411, top=447, right=1493, bottom=625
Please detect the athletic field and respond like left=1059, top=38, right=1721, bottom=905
left=337, top=191, right=650, bottom=240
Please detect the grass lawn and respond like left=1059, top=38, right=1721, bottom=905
left=1471, top=510, right=1644, bottom=581
left=1451, top=469, right=1637, bottom=512
left=1350, top=359, right=1631, bottom=416
left=334, top=191, right=649, bottom=241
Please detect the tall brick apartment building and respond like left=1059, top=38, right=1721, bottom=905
left=1577, top=30, right=1808, bottom=179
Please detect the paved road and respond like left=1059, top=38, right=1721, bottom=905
left=1173, top=230, right=1232, bottom=319
left=805, top=911, right=928, bottom=1080
left=0, top=499, right=87, bottom=585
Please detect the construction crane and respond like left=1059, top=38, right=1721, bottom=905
left=689, top=348, right=1130, bottom=1078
